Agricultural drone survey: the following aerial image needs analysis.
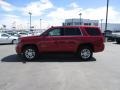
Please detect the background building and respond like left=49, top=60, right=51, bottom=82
left=63, top=18, right=99, bottom=26
left=101, top=23, right=120, bottom=32
left=63, top=18, right=120, bottom=33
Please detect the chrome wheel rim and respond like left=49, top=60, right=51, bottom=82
left=81, top=49, right=91, bottom=59
left=25, top=49, right=35, bottom=59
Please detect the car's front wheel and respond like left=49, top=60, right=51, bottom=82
left=23, top=46, right=38, bottom=60
left=116, top=39, right=120, bottom=44
left=12, top=39, right=17, bottom=44
left=78, top=46, right=93, bottom=60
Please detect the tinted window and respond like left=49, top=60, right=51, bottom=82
left=48, top=28, right=61, bottom=36
left=1, top=34, right=9, bottom=37
left=85, top=28, right=101, bottom=36
left=64, top=28, right=81, bottom=36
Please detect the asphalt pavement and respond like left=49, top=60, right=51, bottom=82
left=0, top=42, right=120, bottom=90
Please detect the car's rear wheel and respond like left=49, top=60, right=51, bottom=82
left=23, top=46, right=38, bottom=60
left=78, top=46, right=93, bottom=60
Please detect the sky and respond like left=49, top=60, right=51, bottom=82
left=0, top=0, right=120, bottom=29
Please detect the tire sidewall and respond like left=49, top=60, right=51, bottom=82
left=78, top=47, right=93, bottom=60
left=23, top=46, right=38, bottom=60
left=12, top=39, right=17, bottom=44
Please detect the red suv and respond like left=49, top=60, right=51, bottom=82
left=16, top=26, right=104, bottom=60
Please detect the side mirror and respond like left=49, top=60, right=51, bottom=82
left=41, top=33, right=49, bottom=36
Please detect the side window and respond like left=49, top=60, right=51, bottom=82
left=64, top=28, right=81, bottom=36
left=48, top=28, right=61, bottom=36
left=1, top=34, right=9, bottom=37
left=85, top=28, right=101, bottom=36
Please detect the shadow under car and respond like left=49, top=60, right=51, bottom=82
left=1, top=53, right=96, bottom=63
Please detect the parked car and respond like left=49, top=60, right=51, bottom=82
left=0, top=33, right=18, bottom=44
left=18, top=32, right=33, bottom=37
left=16, top=26, right=104, bottom=60
left=111, top=32, right=120, bottom=43
left=106, top=32, right=120, bottom=43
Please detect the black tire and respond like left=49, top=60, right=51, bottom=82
left=23, top=46, right=39, bottom=60
left=12, top=39, right=17, bottom=44
left=116, top=39, right=120, bottom=44
left=78, top=46, right=93, bottom=60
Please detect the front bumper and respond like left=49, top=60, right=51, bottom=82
left=16, top=43, right=22, bottom=54
left=94, top=43, right=105, bottom=53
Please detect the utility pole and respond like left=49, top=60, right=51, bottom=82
left=72, top=19, right=73, bottom=26
left=79, top=13, right=82, bottom=25
left=28, top=12, right=32, bottom=31
left=101, top=19, right=103, bottom=31
left=105, top=0, right=109, bottom=36
left=40, top=19, right=42, bottom=30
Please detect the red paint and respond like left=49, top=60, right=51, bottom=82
left=16, top=26, right=104, bottom=54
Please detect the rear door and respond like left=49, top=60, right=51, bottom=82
left=56, top=27, right=82, bottom=52
left=83, top=27, right=104, bottom=51
left=84, top=27, right=104, bottom=43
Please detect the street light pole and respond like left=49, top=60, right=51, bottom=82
left=40, top=19, right=42, bottom=30
left=101, top=19, right=103, bottom=31
left=79, top=13, right=82, bottom=25
left=28, top=12, right=32, bottom=31
left=72, top=19, right=73, bottom=26
left=105, top=0, right=109, bottom=36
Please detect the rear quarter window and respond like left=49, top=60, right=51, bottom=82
left=85, top=28, right=101, bottom=36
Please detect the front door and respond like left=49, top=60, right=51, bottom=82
left=39, top=28, right=62, bottom=52
left=0, top=34, right=10, bottom=44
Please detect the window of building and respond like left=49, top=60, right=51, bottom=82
left=75, top=22, right=80, bottom=25
left=67, top=23, right=72, bottom=26
left=89, top=23, right=91, bottom=25
left=93, top=23, right=98, bottom=26
left=84, top=23, right=91, bottom=26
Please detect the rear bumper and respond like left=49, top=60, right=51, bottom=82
left=94, top=43, right=105, bottom=52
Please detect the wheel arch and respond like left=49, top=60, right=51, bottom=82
left=22, top=44, right=38, bottom=52
left=12, top=39, right=16, bottom=44
left=77, top=43, right=94, bottom=53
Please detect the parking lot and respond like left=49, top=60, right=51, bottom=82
left=0, top=42, right=120, bottom=90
